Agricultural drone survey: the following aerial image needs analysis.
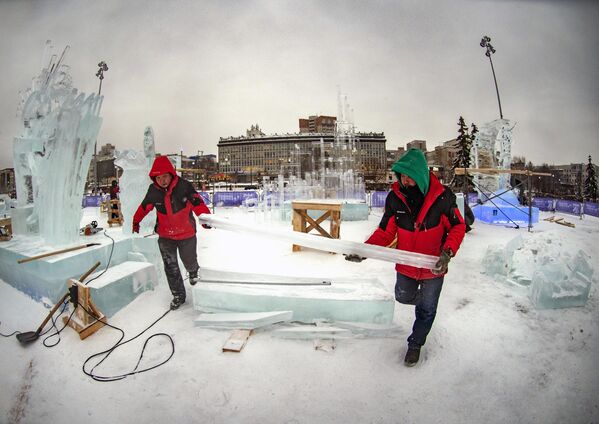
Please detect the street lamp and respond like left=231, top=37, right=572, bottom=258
left=96, top=61, right=108, bottom=95
left=93, top=61, right=108, bottom=193
left=480, top=35, right=503, bottom=119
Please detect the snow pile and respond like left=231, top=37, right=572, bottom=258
left=482, top=231, right=595, bottom=309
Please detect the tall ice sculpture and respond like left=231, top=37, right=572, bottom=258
left=12, top=42, right=103, bottom=246
left=114, top=126, right=156, bottom=235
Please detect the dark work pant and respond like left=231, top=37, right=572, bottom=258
left=158, top=236, right=199, bottom=300
left=395, top=273, right=444, bottom=348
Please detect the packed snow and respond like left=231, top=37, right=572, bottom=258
left=1, top=206, right=598, bottom=423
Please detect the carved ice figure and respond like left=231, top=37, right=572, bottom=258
left=12, top=42, right=103, bottom=246
left=114, top=147, right=154, bottom=236
left=143, top=126, right=156, bottom=169
left=470, top=118, right=515, bottom=197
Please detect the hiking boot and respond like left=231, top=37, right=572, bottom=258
left=170, top=296, right=185, bottom=310
left=404, top=346, right=421, bottom=367
left=189, top=271, right=199, bottom=286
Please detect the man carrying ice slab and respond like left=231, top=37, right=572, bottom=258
left=346, top=149, right=465, bottom=366
left=132, top=156, right=211, bottom=310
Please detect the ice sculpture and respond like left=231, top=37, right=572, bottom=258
left=12, top=42, right=103, bottom=246
left=114, top=148, right=154, bottom=235
left=248, top=90, right=368, bottom=223
left=470, top=118, right=515, bottom=195
left=143, top=126, right=156, bottom=169
left=482, top=232, right=594, bottom=309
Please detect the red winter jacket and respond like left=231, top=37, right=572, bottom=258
left=365, top=173, right=465, bottom=279
left=132, top=156, right=210, bottom=240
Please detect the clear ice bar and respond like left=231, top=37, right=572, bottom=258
left=198, top=215, right=438, bottom=269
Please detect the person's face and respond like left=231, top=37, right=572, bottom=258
left=400, top=174, right=417, bottom=187
left=156, top=173, right=173, bottom=188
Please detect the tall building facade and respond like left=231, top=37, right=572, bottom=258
left=0, top=168, right=15, bottom=195
left=407, top=139, right=427, bottom=151
left=299, top=115, right=337, bottom=134
left=218, top=130, right=387, bottom=181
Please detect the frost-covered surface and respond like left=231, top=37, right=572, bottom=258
left=0, top=208, right=598, bottom=423
left=483, top=230, right=594, bottom=309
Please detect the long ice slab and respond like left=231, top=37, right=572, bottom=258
left=199, top=214, right=438, bottom=269
left=192, top=270, right=394, bottom=324
left=193, top=311, right=293, bottom=330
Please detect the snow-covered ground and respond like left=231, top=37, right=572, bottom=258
left=1, top=207, right=598, bottom=423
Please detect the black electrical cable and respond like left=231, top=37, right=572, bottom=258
left=38, top=229, right=115, bottom=346
left=4, top=228, right=176, bottom=381
left=1, top=293, right=70, bottom=340
left=64, top=230, right=175, bottom=381
left=42, top=301, right=78, bottom=348
left=79, top=302, right=174, bottom=382
left=84, top=229, right=115, bottom=286
left=0, top=321, right=20, bottom=337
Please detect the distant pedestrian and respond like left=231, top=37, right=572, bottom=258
left=132, top=156, right=211, bottom=310
left=109, top=180, right=119, bottom=200
left=346, top=149, right=466, bottom=366
left=109, top=180, right=120, bottom=219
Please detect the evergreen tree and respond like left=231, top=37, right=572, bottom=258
left=450, top=116, right=473, bottom=192
left=584, top=155, right=598, bottom=202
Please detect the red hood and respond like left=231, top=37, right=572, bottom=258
left=149, top=156, right=177, bottom=181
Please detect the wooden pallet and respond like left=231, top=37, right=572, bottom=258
left=291, top=200, right=341, bottom=252
left=107, top=199, right=123, bottom=227
left=63, top=278, right=106, bottom=340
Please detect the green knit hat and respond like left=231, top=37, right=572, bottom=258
left=391, top=148, right=430, bottom=194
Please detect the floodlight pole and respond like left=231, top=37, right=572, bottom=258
left=93, top=61, right=108, bottom=192
left=480, top=36, right=503, bottom=119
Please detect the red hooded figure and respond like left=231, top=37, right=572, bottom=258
left=132, top=156, right=211, bottom=310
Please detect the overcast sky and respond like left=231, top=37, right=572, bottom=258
left=1, top=0, right=598, bottom=170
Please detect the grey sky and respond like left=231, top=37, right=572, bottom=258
left=1, top=0, right=598, bottom=170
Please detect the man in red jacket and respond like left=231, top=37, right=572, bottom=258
left=346, top=149, right=466, bottom=366
left=133, top=156, right=211, bottom=310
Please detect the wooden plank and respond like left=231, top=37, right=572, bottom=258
left=555, top=220, right=575, bottom=228
left=330, top=210, right=341, bottom=239
left=302, top=210, right=332, bottom=238
left=291, top=201, right=342, bottom=211
left=292, top=209, right=302, bottom=252
left=304, top=210, right=332, bottom=234
left=222, top=329, right=252, bottom=352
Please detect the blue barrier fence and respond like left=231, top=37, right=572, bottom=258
left=83, top=190, right=599, bottom=217
left=370, top=191, right=387, bottom=208
left=585, top=202, right=599, bottom=217
left=82, top=195, right=109, bottom=207
left=213, top=191, right=258, bottom=207
left=555, top=199, right=582, bottom=215
left=199, top=192, right=211, bottom=205
left=531, top=197, right=555, bottom=211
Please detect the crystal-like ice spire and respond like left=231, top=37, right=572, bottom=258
left=12, top=42, right=104, bottom=246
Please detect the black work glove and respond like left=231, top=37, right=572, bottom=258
left=344, top=254, right=366, bottom=263
left=132, top=222, right=140, bottom=233
left=432, top=249, right=452, bottom=275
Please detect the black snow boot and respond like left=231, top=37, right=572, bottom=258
left=189, top=271, right=199, bottom=286
left=404, top=346, right=421, bottom=367
left=170, top=296, right=185, bottom=310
